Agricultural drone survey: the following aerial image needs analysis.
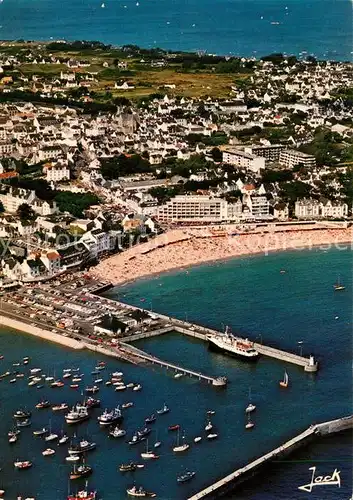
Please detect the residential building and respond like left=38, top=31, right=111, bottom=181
left=295, top=199, right=321, bottom=219
left=43, top=162, right=70, bottom=182
left=245, top=144, right=285, bottom=162
left=279, top=149, right=316, bottom=169
left=157, top=195, right=229, bottom=222
left=80, top=229, right=113, bottom=258
left=320, top=199, right=348, bottom=218
left=222, top=149, right=265, bottom=173
left=40, top=250, right=61, bottom=275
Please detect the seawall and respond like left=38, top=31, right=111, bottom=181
left=0, top=314, right=84, bottom=350
left=188, top=415, right=353, bottom=499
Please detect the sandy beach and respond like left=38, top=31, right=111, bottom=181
left=92, top=225, right=353, bottom=286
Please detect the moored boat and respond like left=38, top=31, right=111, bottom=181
left=68, top=439, right=96, bottom=455
left=126, top=486, right=156, bottom=497
left=13, top=409, right=31, bottom=419
left=207, top=329, right=259, bottom=361
left=42, top=448, right=55, bottom=456
left=14, top=460, right=32, bottom=469
left=157, top=403, right=169, bottom=415
left=65, top=405, right=90, bottom=424
left=52, top=403, right=69, bottom=412
left=97, top=406, right=122, bottom=426
left=122, top=402, right=133, bottom=409
left=33, top=427, right=48, bottom=436
left=119, top=462, right=144, bottom=472
left=177, top=470, right=196, bottom=483
left=70, top=463, right=92, bottom=480
left=109, top=426, right=126, bottom=438
left=67, top=488, right=97, bottom=500
left=35, top=400, right=50, bottom=409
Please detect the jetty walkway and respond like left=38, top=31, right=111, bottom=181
left=120, top=340, right=227, bottom=386
left=188, top=415, right=353, bottom=499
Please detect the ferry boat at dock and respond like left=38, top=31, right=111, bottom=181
left=207, top=329, right=259, bottom=361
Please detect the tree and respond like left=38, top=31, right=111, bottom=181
left=211, top=147, right=222, bottom=162
left=17, top=203, right=37, bottom=222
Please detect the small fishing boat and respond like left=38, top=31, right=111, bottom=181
left=63, top=373, right=72, bottom=379
left=109, top=426, right=126, bottom=438
left=126, top=486, right=156, bottom=498
left=68, top=439, right=96, bottom=455
left=66, top=455, right=80, bottom=462
left=128, top=434, right=145, bottom=446
left=145, top=414, right=156, bottom=424
left=112, top=371, right=123, bottom=378
left=177, top=470, right=196, bottom=483
left=70, top=463, right=92, bottom=480
left=67, top=487, right=97, bottom=500
left=36, top=400, right=51, bottom=409
left=115, top=385, right=126, bottom=391
left=17, top=419, right=31, bottom=427
left=59, top=434, right=69, bottom=445
left=45, top=420, right=58, bottom=442
left=168, top=424, right=180, bottom=431
left=105, top=381, right=112, bottom=386
left=207, top=433, right=218, bottom=439
left=122, top=402, right=133, bottom=409
left=174, top=373, right=183, bottom=379
left=70, top=384, right=79, bottom=389
left=30, top=368, right=42, bottom=374
left=63, top=369, right=72, bottom=373
left=126, top=383, right=134, bottom=388
left=94, top=378, right=103, bottom=384
left=85, top=397, right=100, bottom=408
left=279, top=371, right=289, bottom=388
left=9, top=434, right=18, bottom=443
left=10, top=378, right=17, bottom=383
left=86, top=386, right=99, bottom=394
left=8, top=429, right=20, bottom=437
left=42, top=448, right=55, bottom=456
left=194, top=436, right=202, bottom=443
left=33, top=427, right=48, bottom=436
left=245, top=388, right=256, bottom=413
left=14, top=410, right=31, bottom=419
left=245, top=413, right=254, bottom=430
left=52, top=403, right=69, bottom=412
left=205, top=419, right=213, bottom=431
left=14, top=460, right=32, bottom=469
left=157, top=403, right=169, bottom=415
left=51, top=380, right=64, bottom=388
left=97, top=406, right=122, bottom=426
left=65, top=406, right=90, bottom=425
left=72, top=378, right=82, bottom=383
left=133, top=384, right=142, bottom=391
left=119, top=462, right=144, bottom=472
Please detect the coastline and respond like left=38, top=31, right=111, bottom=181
left=92, top=227, right=353, bottom=287
left=0, top=314, right=84, bottom=350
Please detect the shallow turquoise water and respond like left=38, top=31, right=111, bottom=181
left=0, top=247, right=352, bottom=499
left=0, top=0, right=351, bottom=60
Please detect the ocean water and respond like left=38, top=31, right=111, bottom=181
left=0, top=0, right=352, bottom=60
left=0, top=246, right=352, bottom=499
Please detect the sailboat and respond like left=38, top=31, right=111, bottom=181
left=279, top=370, right=289, bottom=388
left=141, top=439, right=159, bottom=459
left=245, top=413, right=254, bottom=429
left=45, top=419, right=58, bottom=441
left=333, top=276, right=345, bottom=291
left=154, top=430, right=161, bottom=448
left=204, top=419, right=213, bottom=431
left=245, top=388, right=256, bottom=413
left=173, top=429, right=189, bottom=452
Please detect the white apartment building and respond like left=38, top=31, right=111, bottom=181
left=157, top=195, right=229, bottom=222
left=279, top=149, right=316, bottom=169
left=43, top=163, right=70, bottom=182
left=222, top=149, right=265, bottom=173
left=320, top=199, right=348, bottom=218
left=245, top=144, right=285, bottom=162
left=0, top=187, right=58, bottom=215
left=0, top=141, right=14, bottom=155
left=295, top=199, right=321, bottom=219
left=243, top=195, right=270, bottom=219
left=80, top=229, right=113, bottom=258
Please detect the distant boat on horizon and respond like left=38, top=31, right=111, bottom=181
left=333, top=276, right=345, bottom=291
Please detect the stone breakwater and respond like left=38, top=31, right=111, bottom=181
left=0, top=315, right=84, bottom=350
left=92, top=227, right=353, bottom=285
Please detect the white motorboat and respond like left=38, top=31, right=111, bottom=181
left=207, top=433, right=218, bottom=440
left=42, top=448, right=55, bottom=456
left=194, top=436, right=202, bottom=443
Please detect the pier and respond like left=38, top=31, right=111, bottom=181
left=119, top=341, right=227, bottom=386
left=188, top=415, right=353, bottom=499
left=114, top=298, right=319, bottom=372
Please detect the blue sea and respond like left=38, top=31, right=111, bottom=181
left=0, top=0, right=352, bottom=60
left=0, top=246, right=352, bottom=499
